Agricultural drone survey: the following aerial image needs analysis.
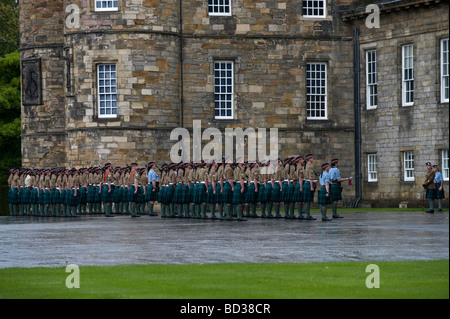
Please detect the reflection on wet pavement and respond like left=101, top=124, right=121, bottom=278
left=0, top=211, right=447, bottom=268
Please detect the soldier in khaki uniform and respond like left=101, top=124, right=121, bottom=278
left=293, top=156, right=305, bottom=219
left=424, top=162, right=437, bottom=214
left=302, top=154, right=318, bottom=220
left=101, top=163, right=115, bottom=217
left=206, top=161, right=218, bottom=219
left=158, top=164, right=169, bottom=217
left=222, top=158, right=234, bottom=220
left=128, top=163, right=141, bottom=217
left=232, top=160, right=247, bottom=221
left=195, top=161, right=208, bottom=218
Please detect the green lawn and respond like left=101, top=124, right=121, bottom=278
left=0, top=260, right=448, bottom=299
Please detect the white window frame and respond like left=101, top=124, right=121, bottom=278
left=302, top=0, right=327, bottom=18
left=441, top=38, right=449, bottom=103
left=402, top=44, right=414, bottom=106
left=403, top=151, right=415, bottom=181
left=366, top=50, right=377, bottom=109
left=97, top=64, right=118, bottom=119
left=306, top=62, right=327, bottom=120
left=208, top=0, right=232, bottom=16
left=214, top=61, right=234, bottom=119
left=442, top=149, right=449, bottom=181
left=94, top=0, right=119, bottom=12
left=367, top=153, right=378, bottom=182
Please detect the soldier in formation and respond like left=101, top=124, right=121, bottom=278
left=6, top=155, right=354, bottom=220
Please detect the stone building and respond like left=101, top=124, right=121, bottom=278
left=19, top=0, right=448, bottom=207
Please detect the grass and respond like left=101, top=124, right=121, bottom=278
left=0, top=260, right=448, bottom=299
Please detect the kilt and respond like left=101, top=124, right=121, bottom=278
left=102, top=184, right=113, bottom=203
left=44, top=189, right=52, bottom=205
left=173, top=182, right=183, bottom=204
left=68, top=188, right=80, bottom=207
left=87, top=185, right=96, bottom=203
left=318, top=186, right=332, bottom=205
left=245, top=182, right=257, bottom=203
left=222, top=182, right=233, bottom=204
left=232, top=183, right=245, bottom=204
left=181, top=184, right=189, bottom=204
left=165, top=184, right=175, bottom=204
left=194, top=183, right=206, bottom=204
left=13, top=187, right=20, bottom=204
left=31, top=188, right=39, bottom=204
left=22, top=187, right=31, bottom=204
left=79, top=186, right=87, bottom=204
left=330, top=183, right=342, bottom=201
left=206, top=184, right=215, bottom=203
left=281, top=181, right=294, bottom=203
left=60, top=189, right=66, bottom=205
left=38, top=189, right=45, bottom=205
left=158, top=185, right=166, bottom=204
left=292, top=182, right=302, bottom=202
left=18, top=187, right=24, bottom=204
left=146, top=184, right=159, bottom=202
left=215, top=183, right=222, bottom=204
left=425, top=188, right=437, bottom=200
left=52, top=188, right=60, bottom=205
left=93, top=186, right=101, bottom=203
left=122, top=186, right=129, bottom=203
left=63, top=189, right=69, bottom=205
left=264, top=182, right=273, bottom=203
left=435, top=184, right=445, bottom=199
left=270, top=182, right=281, bottom=203
left=257, top=184, right=266, bottom=203
left=112, top=186, right=122, bottom=203
left=302, top=181, right=315, bottom=203
left=7, top=188, right=12, bottom=204
left=136, top=186, right=145, bottom=203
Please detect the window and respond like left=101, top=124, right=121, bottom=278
left=97, top=64, right=117, bottom=118
left=441, top=38, right=449, bottom=103
left=402, top=44, right=414, bottom=106
left=95, top=0, right=118, bottom=11
left=214, top=61, right=233, bottom=119
left=367, top=154, right=378, bottom=182
left=403, top=151, right=415, bottom=181
left=302, top=0, right=326, bottom=18
left=366, top=50, right=377, bottom=109
left=306, top=62, right=327, bottom=119
left=443, top=149, right=449, bottom=181
left=208, top=0, right=231, bottom=16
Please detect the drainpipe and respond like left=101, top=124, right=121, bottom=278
left=179, top=0, right=184, bottom=128
left=351, top=26, right=362, bottom=208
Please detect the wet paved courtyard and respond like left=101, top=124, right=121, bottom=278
left=0, top=210, right=448, bottom=268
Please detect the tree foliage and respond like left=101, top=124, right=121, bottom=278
left=0, top=0, right=19, bottom=57
left=0, top=51, right=21, bottom=182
